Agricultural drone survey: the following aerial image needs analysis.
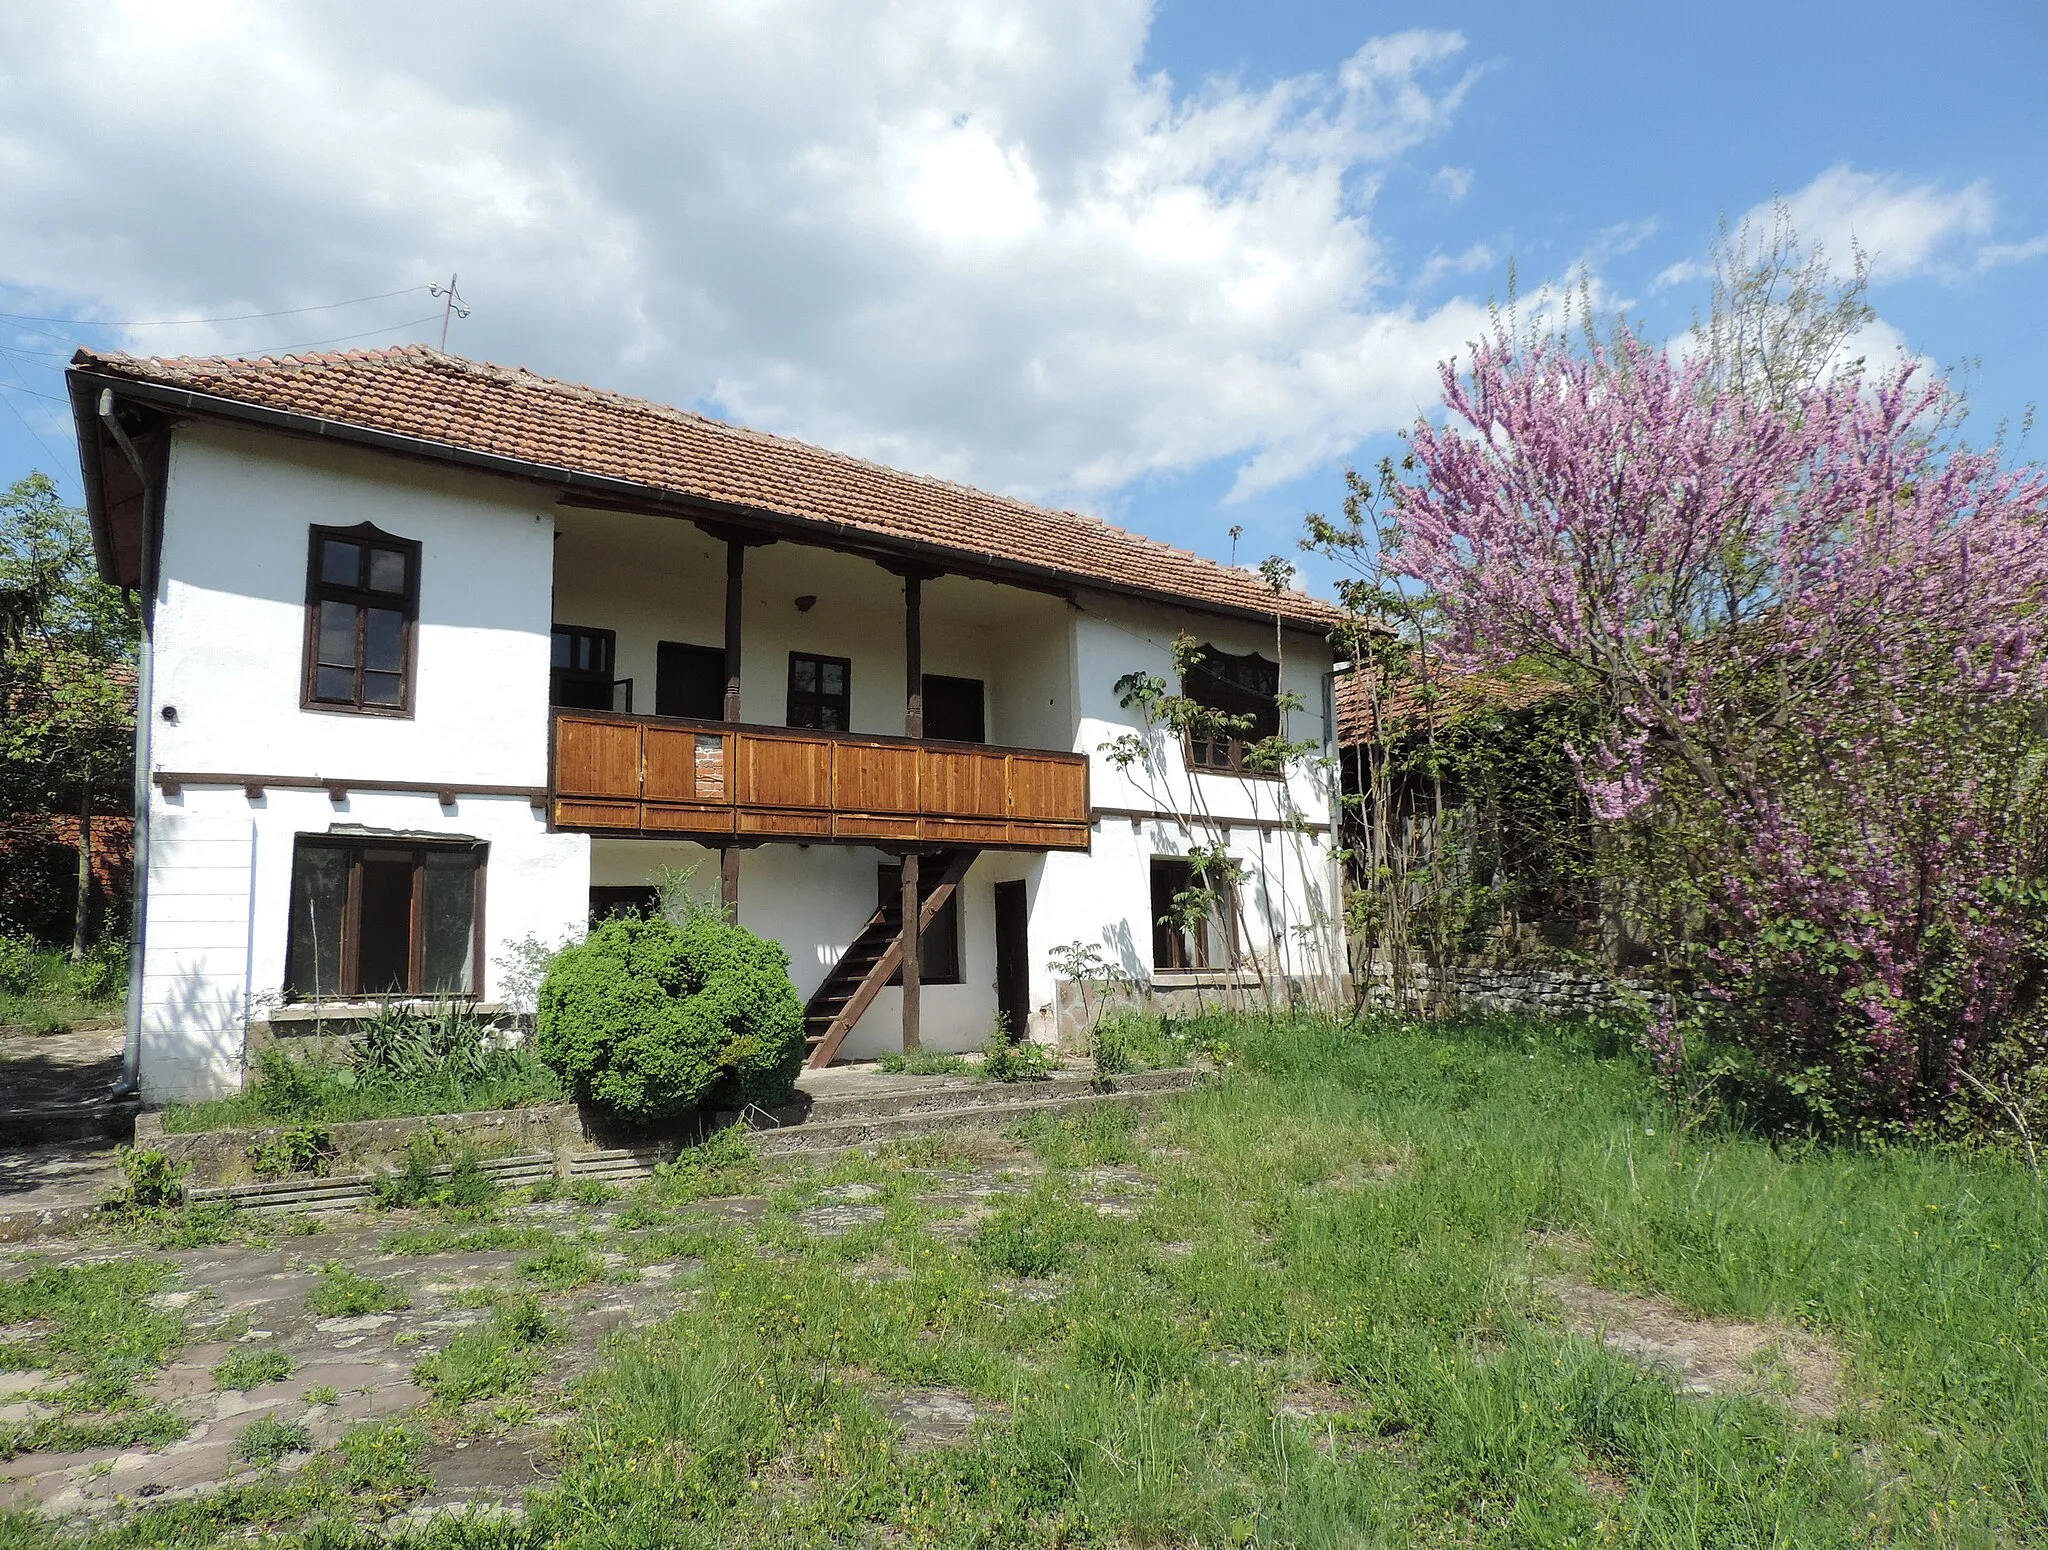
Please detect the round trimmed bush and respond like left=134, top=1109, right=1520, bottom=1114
left=535, top=912, right=804, bottom=1122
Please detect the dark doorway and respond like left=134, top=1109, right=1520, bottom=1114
left=993, top=879, right=1029, bottom=1040
left=923, top=674, right=986, bottom=742
left=356, top=851, right=417, bottom=994
left=657, top=641, right=726, bottom=720
left=589, top=886, right=659, bottom=925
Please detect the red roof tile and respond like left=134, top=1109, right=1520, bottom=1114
left=72, top=345, right=1341, bottom=630
left=1335, top=664, right=1570, bottom=745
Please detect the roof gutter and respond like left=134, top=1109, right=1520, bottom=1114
left=95, top=387, right=156, bottom=1101
left=68, top=365, right=1341, bottom=638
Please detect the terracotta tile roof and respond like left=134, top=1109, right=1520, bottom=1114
left=71, top=345, right=1341, bottom=630
left=1335, top=664, right=1570, bottom=745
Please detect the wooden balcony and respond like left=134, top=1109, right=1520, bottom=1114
left=549, top=710, right=1092, bottom=850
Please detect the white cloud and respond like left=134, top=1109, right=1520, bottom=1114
left=1431, top=165, right=1473, bottom=202
left=1662, top=164, right=2022, bottom=289
left=0, top=2, right=1495, bottom=513
left=1416, top=242, right=1496, bottom=289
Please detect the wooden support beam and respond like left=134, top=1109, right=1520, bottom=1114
left=722, top=539, right=745, bottom=722
left=903, top=571, right=923, bottom=739
left=900, top=851, right=920, bottom=1052
left=720, top=846, right=742, bottom=920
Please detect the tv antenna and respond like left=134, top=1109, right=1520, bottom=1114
left=428, top=273, right=471, bottom=351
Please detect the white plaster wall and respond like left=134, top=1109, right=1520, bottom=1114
left=138, top=811, right=257, bottom=1104
left=141, top=784, right=589, bottom=1100
left=1073, top=593, right=1333, bottom=824
left=589, top=837, right=1027, bottom=1056
left=553, top=507, right=1073, bottom=746
left=150, top=422, right=557, bottom=785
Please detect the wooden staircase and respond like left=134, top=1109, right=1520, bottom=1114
left=803, top=850, right=978, bottom=1067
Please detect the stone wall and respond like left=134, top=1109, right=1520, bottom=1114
left=1361, top=958, right=1650, bottom=1021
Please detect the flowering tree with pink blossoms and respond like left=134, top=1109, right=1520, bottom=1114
left=1392, top=321, right=2048, bottom=1131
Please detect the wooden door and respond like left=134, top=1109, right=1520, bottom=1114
left=993, top=880, right=1029, bottom=1041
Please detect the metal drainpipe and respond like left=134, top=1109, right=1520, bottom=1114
left=98, top=390, right=155, bottom=1100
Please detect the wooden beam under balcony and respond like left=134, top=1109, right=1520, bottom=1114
left=548, top=709, right=1092, bottom=851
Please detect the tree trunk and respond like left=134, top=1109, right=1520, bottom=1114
left=70, top=774, right=93, bottom=962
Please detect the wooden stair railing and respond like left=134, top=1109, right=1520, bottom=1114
left=803, top=850, right=979, bottom=1068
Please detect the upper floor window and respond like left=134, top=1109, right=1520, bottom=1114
left=1182, top=645, right=1279, bottom=775
left=551, top=624, right=619, bottom=710
left=787, top=651, right=851, bottom=730
left=303, top=523, right=420, bottom=716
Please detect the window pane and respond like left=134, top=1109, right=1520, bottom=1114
left=286, top=846, right=349, bottom=997
left=357, top=857, right=415, bottom=994
left=422, top=852, right=478, bottom=994
left=820, top=661, right=844, bottom=695
left=792, top=658, right=816, bottom=693
left=315, top=665, right=355, bottom=701
left=319, top=539, right=360, bottom=587
left=362, top=671, right=404, bottom=706
left=317, top=600, right=359, bottom=668
left=364, top=607, right=404, bottom=671
left=819, top=703, right=844, bottom=730
left=551, top=631, right=571, bottom=669
left=366, top=547, right=407, bottom=593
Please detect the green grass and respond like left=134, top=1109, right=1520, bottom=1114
left=9, top=1010, right=2048, bottom=1548
left=411, top=1297, right=560, bottom=1408
left=306, top=1263, right=409, bottom=1318
left=518, top=1242, right=606, bottom=1290
left=158, top=1050, right=564, bottom=1133
left=0, top=943, right=124, bottom=1032
left=212, top=1346, right=293, bottom=1391
left=876, top=1048, right=974, bottom=1076
left=235, top=1415, right=311, bottom=1466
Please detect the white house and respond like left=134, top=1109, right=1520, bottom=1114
left=67, top=346, right=1347, bottom=1104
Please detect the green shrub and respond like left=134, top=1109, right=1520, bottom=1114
left=73, top=938, right=126, bottom=1002
left=248, top=1124, right=337, bottom=1180
left=371, top=1133, right=501, bottom=1214
left=0, top=933, right=43, bottom=996
left=108, top=1147, right=185, bottom=1211
left=536, top=912, right=804, bottom=1122
left=982, top=1020, right=1058, bottom=1083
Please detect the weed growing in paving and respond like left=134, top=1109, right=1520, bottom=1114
left=306, top=1263, right=409, bottom=1318
left=876, top=1048, right=972, bottom=1076
left=235, top=1415, right=311, bottom=1466
left=303, top=1386, right=339, bottom=1407
left=518, top=1243, right=605, bottom=1290
left=567, top=1177, right=619, bottom=1205
left=970, top=1192, right=1099, bottom=1277
left=0, top=1258, right=188, bottom=1457
left=371, top=1133, right=504, bottom=1215
left=212, top=1346, right=293, bottom=1391
left=412, top=1297, right=559, bottom=1407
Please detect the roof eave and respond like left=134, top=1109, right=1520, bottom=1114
left=66, top=360, right=1342, bottom=637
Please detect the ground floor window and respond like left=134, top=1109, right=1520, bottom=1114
left=285, top=837, right=485, bottom=999
left=880, top=862, right=961, bottom=984
left=1150, top=856, right=1236, bottom=972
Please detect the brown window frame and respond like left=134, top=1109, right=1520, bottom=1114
left=1150, top=856, right=1237, bottom=973
left=551, top=623, right=621, bottom=710
left=1181, top=644, right=1281, bottom=778
left=301, top=522, right=422, bottom=717
left=283, top=836, right=487, bottom=1001
left=787, top=651, right=853, bottom=731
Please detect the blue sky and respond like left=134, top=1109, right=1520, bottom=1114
left=1, top=2, right=2041, bottom=597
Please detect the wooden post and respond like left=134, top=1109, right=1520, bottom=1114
left=722, top=539, right=745, bottom=722
left=720, top=846, right=742, bottom=921
left=903, top=572, right=923, bottom=738
left=900, top=851, right=921, bottom=1052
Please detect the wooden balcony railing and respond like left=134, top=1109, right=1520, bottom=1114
left=549, top=710, right=1092, bottom=850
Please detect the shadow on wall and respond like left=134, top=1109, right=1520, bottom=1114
left=139, top=958, right=250, bottom=1106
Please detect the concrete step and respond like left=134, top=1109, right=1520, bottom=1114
left=188, top=1151, right=556, bottom=1215
left=0, top=1101, right=140, bottom=1148
left=788, top=1065, right=1200, bottom=1126
left=751, top=1075, right=1207, bottom=1159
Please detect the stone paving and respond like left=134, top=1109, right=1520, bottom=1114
left=0, top=1133, right=1056, bottom=1534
